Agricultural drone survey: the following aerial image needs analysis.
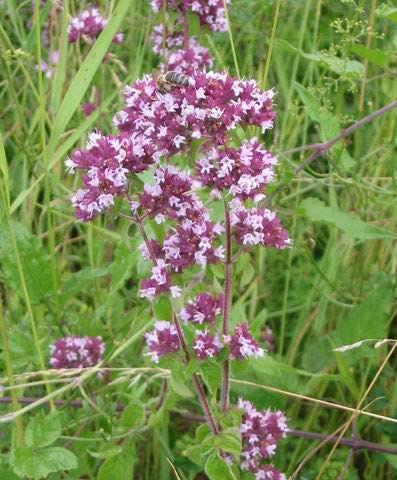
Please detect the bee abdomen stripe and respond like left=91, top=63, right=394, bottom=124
left=164, top=71, right=189, bottom=86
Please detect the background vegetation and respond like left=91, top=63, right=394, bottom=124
left=0, top=0, right=396, bottom=478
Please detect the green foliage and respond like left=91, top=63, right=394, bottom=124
left=301, top=197, right=396, bottom=240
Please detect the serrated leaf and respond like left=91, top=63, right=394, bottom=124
left=205, top=454, right=237, bottom=480
left=10, top=446, right=77, bottom=479
left=25, top=413, right=62, bottom=448
left=301, top=197, right=396, bottom=240
left=0, top=221, right=54, bottom=304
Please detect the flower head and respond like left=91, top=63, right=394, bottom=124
left=239, top=399, right=288, bottom=475
left=180, top=292, right=223, bottom=324
left=230, top=323, right=264, bottom=360
left=197, top=139, right=277, bottom=199
left=162, top=39, right=213, bottom=76
left=50, top=336, right=105, bottom=369
left=68, top=8, right=123, bottom=44
left=150, top=0, right=230, bottom=32
left=145, top=320, right=180, bottom=362
left=231, top=203, right=291, bottom=250
left=193, top=329, right=223, bottom=359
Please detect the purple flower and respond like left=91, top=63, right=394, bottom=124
left=230, top=203, right=291, bottom=250
left=180, top=292, right=223, bottom=324
left=262, top=326, right=274, bottom=352
left=239, top=399, right=288, bottom=476
left=196, top=139, right=277, bottom=199
left=113, top=72, right=276, bottom=156
left=140, top=260, right=181, bottom=300
left=193, top=329, right=223, bottom=359
left=81, top=102, right=97, bottom=117
left=68, top=8, right=123, bottom=44
left=229, top=323, right=264, bottom=360
left=255, top=466, right=287, bottom=480
left=150, top=0, right=231, bottom=32
left=50, top=336, right=105, bottom=369
left=145, top=320, right=180, bottom=362
left=161, top=39, right=213, bottom=76
left=152, top=23, right=184, bottom=54
left=137, top=166, right=203, bottom=223
left=162, top=218, right=224, bottom=271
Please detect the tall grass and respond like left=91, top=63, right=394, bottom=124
left=0, top=0, right=396, bottom=479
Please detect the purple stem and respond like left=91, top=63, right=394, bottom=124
left=134, top=214, right=219, bottom=436
left=221, top=199, right=232, bottom=412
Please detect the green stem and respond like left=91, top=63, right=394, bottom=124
left=223, top=0, right=240, bottom=78
left=0, top=298, right=24, bottom=445
left=261, top=0, right=281, bottom=89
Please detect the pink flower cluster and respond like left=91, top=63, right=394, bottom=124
left=152, top=24, right=184, bottom=55
left=229, top=323, right=264, bottom=360
left=68, top=8, right=123, bottom=44
left=113, top=72, right=276, bottom=154
left=49, top=336, right=105, bottom=369
left=165, top=39, right=213, bottom=76
left=180, top=293, right=223, bottom=324
left=193, top=330, right=223, bottom=359
left=151, top=0, right=230, bottom=32
left=196, top=138, right=277, bottom=200
left=135, top=166, right=224, bottom=300
left=144, top=321, right=180, bottom=362
left=239, top=399, right=288, bottom=479
left=231, top=203, right=291, bottom=250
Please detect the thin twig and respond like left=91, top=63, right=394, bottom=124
left=269, top=99, right=397, bottom=203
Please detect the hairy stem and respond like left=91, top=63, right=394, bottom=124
left=221, top=199, right=232, bottom=412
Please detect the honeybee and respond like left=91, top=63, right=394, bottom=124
left=155, top=70, right=190, bottom=94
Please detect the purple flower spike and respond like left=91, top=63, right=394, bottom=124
left=68, top=8, right=123, bottom=44
left=180, top=292, right=223, bottom=324
left=193, top=329, right=223, bottom=359
left=239, top=399, right=288, bottom=477
left=150, top=0, right=231, bottom=32
left=231, top=203, right=291, bottom=250
left=196, top=139, right=277, bottom=200
left=50, top=336, right=105, bottom=369
left=229, top=323, right=264, bottom=360
left=145, top=320, right=181, bottom=362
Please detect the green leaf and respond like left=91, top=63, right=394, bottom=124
left=60, top=267, right=108, bottom=302
left=0, top=221, right=54, bottom=304
left=205, top=454, right=237, bottom=480
left=350, top=44, right=390, bottom=67
left=277, top=40, right=364, bottom=76
left=301, top=197, right=396, bottom=240
left=109, top=243, right=136, bottom=294
left=25, top=413, right=62, bottom=448
left=200, top=362, right=222, bottom=395
left=170, top=362, right=193, bottom=398
left=120, top=401, right=145, bottom=428
left=240, top=262, right=255, bottom=288
left=10, top=446, right=77, bottom=479
left=0, top=133, right=10, bottom=210
left=46, top=0, right=134, bottom=157
left=376, top=5, right=397, bottom=24
left=97, top=444, right=135, bottom=480
left=218, top=427, right=242, bottom=456
left=333, top=279, right=393, bottom=346
left=153, top=296, right=173, bottom=321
